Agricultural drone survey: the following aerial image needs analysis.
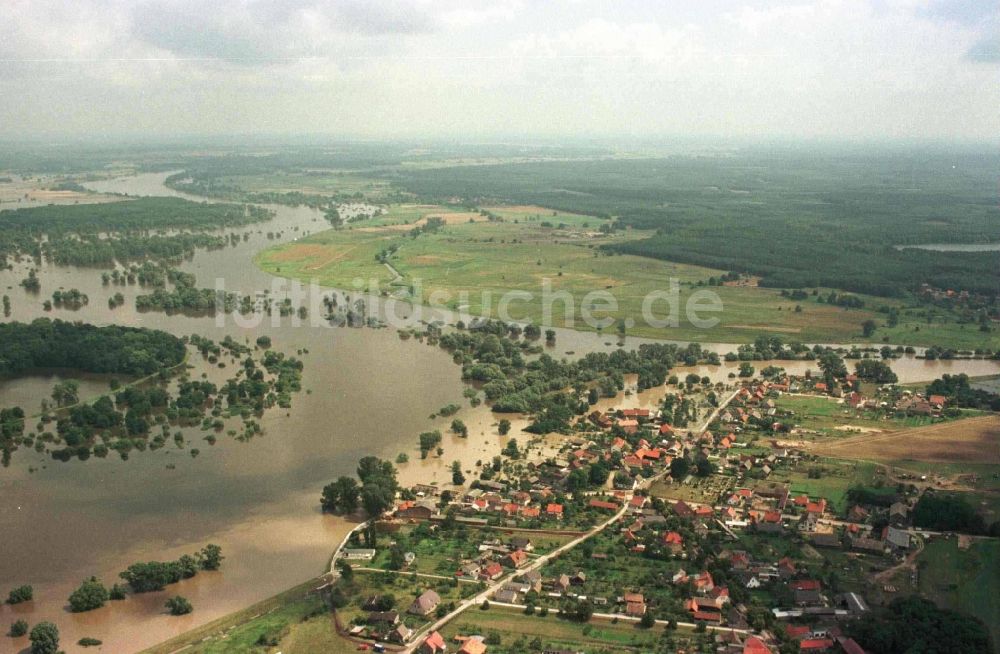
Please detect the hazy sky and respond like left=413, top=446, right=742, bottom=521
left=1, top=0, right=998, bottom=140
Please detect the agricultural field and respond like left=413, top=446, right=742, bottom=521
left=915, top=537, right=1000, bottom=651
left=438, top=604, right=707, bottom=654
left=810, top=415, right=1000, bottom=465
left=777, top=394, right=980, bottom=442
left=257, top=202, right=896, bottom=344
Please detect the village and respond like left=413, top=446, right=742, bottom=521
left=327, top=366, right=978, bottom=654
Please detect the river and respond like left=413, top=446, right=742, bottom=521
left=1, top=172, right=998, bottom=652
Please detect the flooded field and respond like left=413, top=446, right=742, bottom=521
left=1, top=172, right=998, bottom=652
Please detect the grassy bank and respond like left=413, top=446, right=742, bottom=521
left=138, top=578, right=327, bottom=654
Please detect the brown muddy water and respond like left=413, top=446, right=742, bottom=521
left=1, top=172, right=998, bottom=652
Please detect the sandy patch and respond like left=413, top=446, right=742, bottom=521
left=729, top=324, right=802, bottom=333
left=355, top=224, right=414, bottom=233
left=834, top=425, right=884, bottom=434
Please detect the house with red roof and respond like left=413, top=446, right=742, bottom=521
left=785, top=625, right=811, bottom=640
left=663, top=531, right=684, bottom=553
left=684, top=597, right=723, bottom=623
left=692, top=610, right=722, bottom=622
left=762, top=510, right=782, bottom=524
left=791, top=579, right=821, bottom=592
left=806, top=499, right=828, bottom=514
left=546, top=503, right=563, bottom=518
left=799, top=639, right=834, bottom=652
left=692, top=570, right=715, bottom=592
left=479, top=562, right=503, bottom=581
left=622, top=454, right=646, bottom=469
left=419, top=630, right=447, bottom=654
left=673, top=500, right=696, bottom=518
left=743, top=636, right=773, bottom=654
left=502, top=549, right=529, bottom=569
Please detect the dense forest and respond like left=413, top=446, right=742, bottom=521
left=912, top=491, right=999, bottom=535
left=390, top=148, right=1000, bottom=298
left=0, top=319, right=186, bottom=378
left=0, top=197, right=271, bottom=266
left=848, top=596, right=992, bottom=654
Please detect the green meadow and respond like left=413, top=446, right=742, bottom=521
left=257, top=203, right=902, bottom=344
left=917, top=538, right=1000, bottom=650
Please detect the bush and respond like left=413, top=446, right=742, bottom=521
left=7, top=585, right=33, bottom=604
left=78, top=638, right=102, bottom=647
left=68, top=577, right=109, bottom=613
left=29, top=622, right=59, bottom=654
left=9, top=619, right=28, bottom=637
left=166, top=595, right=193, bottom=615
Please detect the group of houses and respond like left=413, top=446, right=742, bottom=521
left=347, top=589, right=442, bottom=645
left=384, top=377, right=904, bottom=654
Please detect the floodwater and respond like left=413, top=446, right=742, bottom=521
left=1, top=172, right=998, bottom=652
